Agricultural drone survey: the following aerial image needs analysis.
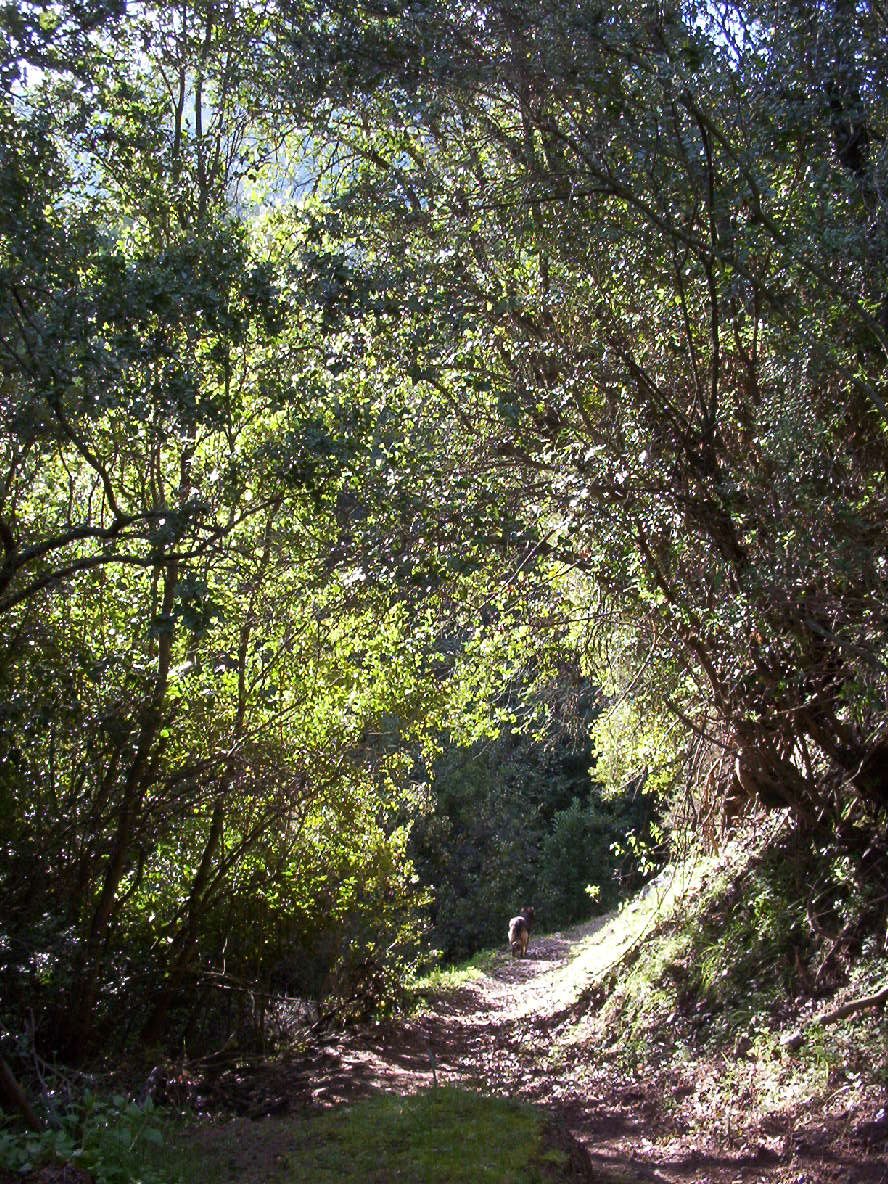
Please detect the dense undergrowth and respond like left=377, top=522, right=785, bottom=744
left=0, top=1092, right=170, bottom=1184
left=567, top=817, right=888, bottom=1113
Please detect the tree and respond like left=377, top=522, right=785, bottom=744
left=0, top=0, right=459, bottom=1055
left=283, top=0, right=888, bottom=827
left=411, top=668, right=659, bottom=960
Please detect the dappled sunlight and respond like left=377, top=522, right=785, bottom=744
left=3, top=4, right=888, bottom=1182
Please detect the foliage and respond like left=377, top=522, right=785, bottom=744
left=0, top=0, right=467, bottom=1057
left=285, top=0, right=888, bottom=827
left=410, top=678, right=661, bottom=961
left=0, top=1093, right=168, bottom=1184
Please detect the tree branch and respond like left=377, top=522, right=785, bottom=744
left=782, top=984, right=888, bottom=1051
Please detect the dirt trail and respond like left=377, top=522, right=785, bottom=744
left=192, top=890, right=886, bottom=1183
left=300, top=908, right=636, bottom=1105
left=288, top=892, right=886, bottom=1184
left=282, top=901, right=674, bottom=1179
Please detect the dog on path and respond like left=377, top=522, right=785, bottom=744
left=508, top=906, right=535, bottom=957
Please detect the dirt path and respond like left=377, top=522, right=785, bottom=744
left=190, top=895, right=887, bottom=1183
left=287, top=899, right=886, bottom=1184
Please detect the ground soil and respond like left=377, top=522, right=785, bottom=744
left=178, top=909, right=888, bottom=1184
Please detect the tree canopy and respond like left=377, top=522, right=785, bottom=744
left=1, top=0, right=886, bottom=1057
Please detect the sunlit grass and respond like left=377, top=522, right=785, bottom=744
left=409, top=947, right=501, bottom=1001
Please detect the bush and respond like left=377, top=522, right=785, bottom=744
left=0, top=1093, right=169, bottom=1184
left=410, top=713, right=662, bottom=960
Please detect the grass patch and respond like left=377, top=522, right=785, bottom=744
left=410, top=947, right=501, bottom=1002
left=149, top=1088, right=568, bottom=1184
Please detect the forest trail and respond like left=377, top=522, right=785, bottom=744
left=292, top=883, right=671, bottom=1115
left=190, top=879, right=886, bottom=1183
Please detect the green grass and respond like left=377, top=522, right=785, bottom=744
left=409, top=947, right=501, bottom=1001
left=294, top=1089, right=562, bottom=1183
left=146, top=1088, right=567, bottom=1184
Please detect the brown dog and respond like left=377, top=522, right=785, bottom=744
left=508, top=906, right=535, bottom=957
